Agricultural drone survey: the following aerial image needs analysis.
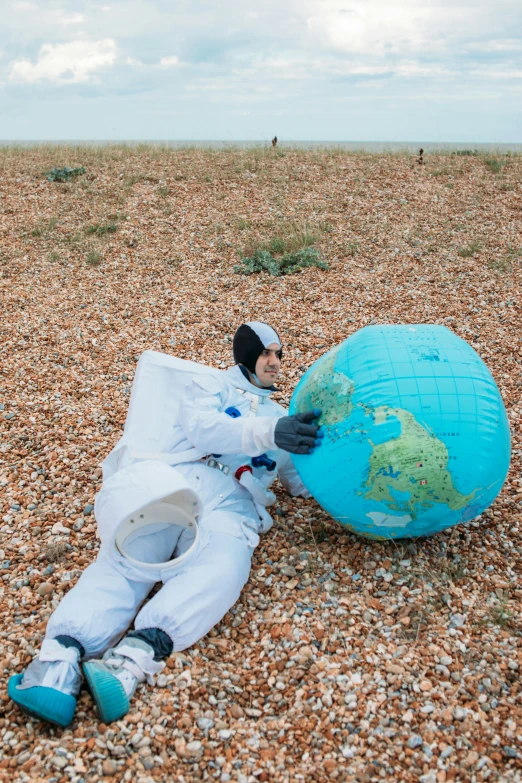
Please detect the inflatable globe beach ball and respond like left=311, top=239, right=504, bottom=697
left=289, top=325, right=511, bottom=540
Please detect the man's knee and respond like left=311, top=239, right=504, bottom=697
left=204, top=533, right=252, bottom=592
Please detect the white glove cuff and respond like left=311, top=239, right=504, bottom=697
left=241, top=417, right=278, bottom=456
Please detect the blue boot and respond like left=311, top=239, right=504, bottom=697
left=8, top=640, right=81, bottom=728
left=83, top=638, right=164, bottom=724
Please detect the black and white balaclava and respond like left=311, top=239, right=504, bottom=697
left=233, top=322, right=283, bottom=376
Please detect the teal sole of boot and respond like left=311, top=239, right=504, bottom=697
left=8, top=674, right=76, bottom=728
left=83, top=662, right=130, bottom=724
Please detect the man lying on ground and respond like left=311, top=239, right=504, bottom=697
left=9, top=321, right=323, bottom=726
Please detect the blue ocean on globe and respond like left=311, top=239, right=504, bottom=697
left=289, top=325, right=511, bottom=539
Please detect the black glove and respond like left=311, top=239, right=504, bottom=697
left=274, top=409, right=324, bottom=455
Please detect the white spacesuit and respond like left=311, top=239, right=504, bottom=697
left=8, top=322, right=322, bottom=726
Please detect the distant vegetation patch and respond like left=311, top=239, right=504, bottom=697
left=235, top=247, right=328, bottom=277
left=484, top=158, right=506, bottom=174
left=85, top=222, right=119, bottom=236
left=458, top=242, right=481, bottom=258
left=45, top=166, right=86, bottom=182
left=451, top=150, right=478, bottom=157
left=85, top=213, right=126, bottom=236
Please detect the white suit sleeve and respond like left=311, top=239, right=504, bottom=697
left=277, top=450, right=312, bottom=498
left=179, top=376, right=278, bottom=457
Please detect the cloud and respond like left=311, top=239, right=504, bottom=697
left=305, top=0, right=520, bottom=59
left=59, top=13, right=85, bottom=26
left=125, top=54, right=181, bottom=68
left=466, top=38, right=522, bottom=52
left=8, top=39, right=117, bottom=84
left=159, top=56, right=180, bottom=67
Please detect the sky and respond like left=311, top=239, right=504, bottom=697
left=1, top=0, right=521, bottom=142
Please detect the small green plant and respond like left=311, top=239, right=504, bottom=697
left=45, top=166, right=86, bottom=182
left=451, top=150, right=478, bottom=157
left=489, top=246, right=522, bottom=272
left=67, top=231, right=82, bottom=245
left=50, top=251, right=59, bottom=262
left=31, top=217, right=58, bottom=237
left=125, top=174, right=145, bottom=186
left=87, top=250, right=102, bottom=266
left=234, top=247, right=328, bottom=277
left=269, top=237, right=286, bottom=254
left=458, top=242, right=480, bottom=258
left=266, top=224, right=318, bottom=256
left=85, top=222, right=118, bottom=236
left=347, top=242, right=358, bottom=257
left=318, top=220, right=333, bottom=233
left=485, top=158, right=506, bottom=174
left=157, top=185, right=169, bottom=197
left=484, top=596, right=515, bottom=629
left=488, top=258, right=511, bottom=272
left=236, top=218, right=251, bottom=231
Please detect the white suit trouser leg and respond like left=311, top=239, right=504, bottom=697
left=45, top=509, right=255, bottom=658
left=45, top=550, right=155, bottom=658
left=134, top=530, right=252, bottom=652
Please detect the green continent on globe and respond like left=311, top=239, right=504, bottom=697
left=363, top=406, right=474, bottom=518
left=293, top=346, right=354, bottom=428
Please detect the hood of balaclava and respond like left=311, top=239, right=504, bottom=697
left=232, top=321, right=283, bottom=375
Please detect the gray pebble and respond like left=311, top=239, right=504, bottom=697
left=504, top=746, right=518, bottom=759
left=449, top=613, right=466, bottom=628
left=83, top=504, right=94, bottom=515
left=453, top=706, right=467, bottom=720
left=407, top=734, right=423, bottom=749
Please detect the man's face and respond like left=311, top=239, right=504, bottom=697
left=254, top=342, right=282, bottom=387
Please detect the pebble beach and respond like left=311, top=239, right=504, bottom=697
left=0, top=145, right=521, bottom=782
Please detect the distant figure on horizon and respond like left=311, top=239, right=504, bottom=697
left=418, top=148, right=424, bottom=165
left=272, top=136, right=278, bottom=148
